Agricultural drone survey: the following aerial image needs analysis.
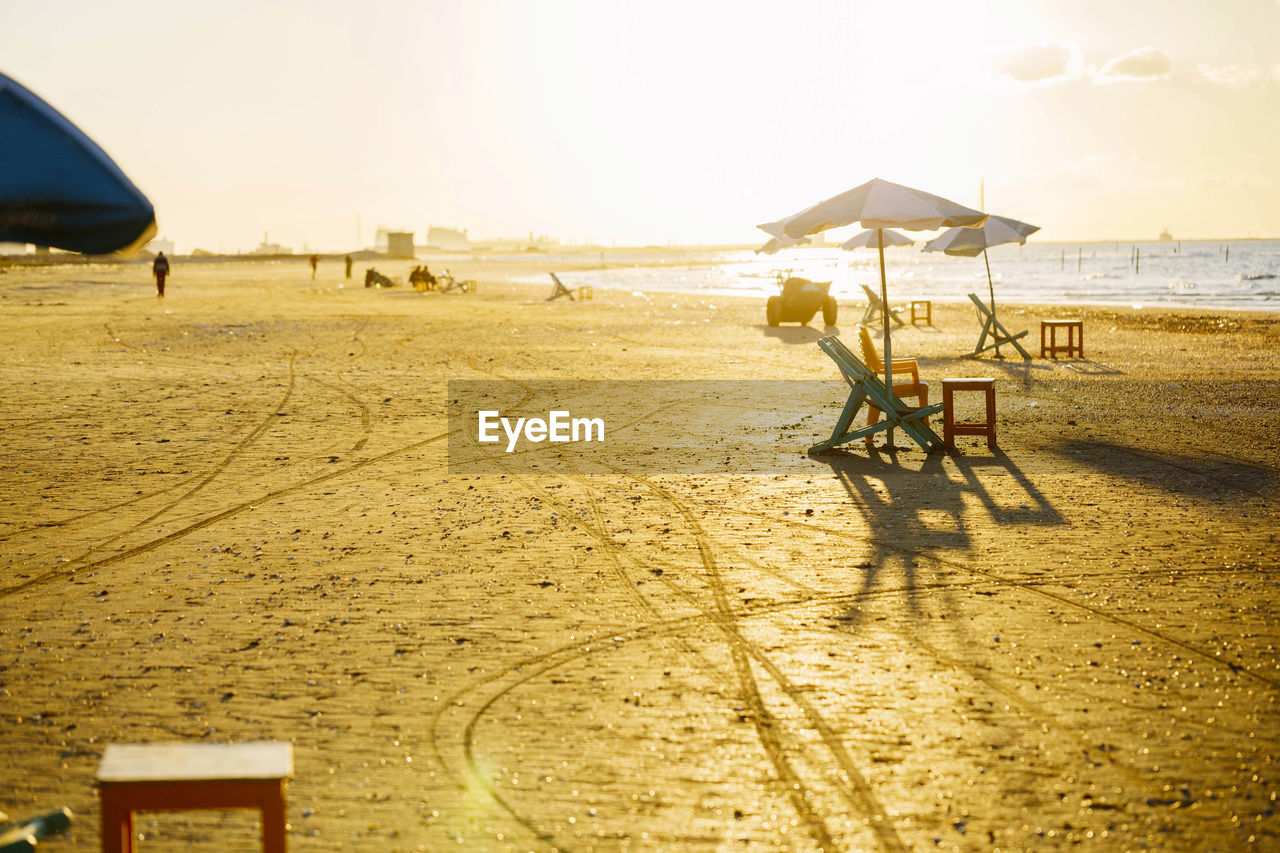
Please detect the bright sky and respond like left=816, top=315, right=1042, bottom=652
left=3, top=0, right=1278, bottom=252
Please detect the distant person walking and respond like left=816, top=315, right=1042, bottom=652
left=152, top=251, right=169, bottom=297
left=344, top=254, right=353, bottom=279
left=310, top=253, right=319, bottom=279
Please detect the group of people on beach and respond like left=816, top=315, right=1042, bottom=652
left=409, top=265, right=438, bottom=290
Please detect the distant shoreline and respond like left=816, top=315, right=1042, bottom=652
left=2, top=236, right=1277, bottom=269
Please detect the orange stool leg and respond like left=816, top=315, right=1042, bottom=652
left=985, top=386, right=997, bottom=449
left=865, top=403, right=881, bottom=446
left=261, top=781, right=288, bottom=853
left=99, top=787, right=135, bottom=853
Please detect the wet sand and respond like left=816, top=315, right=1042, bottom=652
left=1, top=257, right=1277, bottom=851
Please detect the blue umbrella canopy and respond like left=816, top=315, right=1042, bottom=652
left=0, top=71, right=156, bottom=254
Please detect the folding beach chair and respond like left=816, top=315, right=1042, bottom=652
left=860, top=283, right=906, bottom=326
left=547, top=272, right=576, bottom=301
left=0, top=807, right=72, bottom=852
left=964, top=293, right=1031, bottom=359
left=809, top=335, right=944, bottom=453
left=437, top=269, right=475, bottom=294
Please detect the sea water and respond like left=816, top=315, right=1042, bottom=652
left=517, top=240, right=1280, bottom=311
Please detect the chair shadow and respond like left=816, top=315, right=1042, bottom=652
left=957, top=356, right=1052, bottom=390
left=810, top=447, right=1063, bottom=629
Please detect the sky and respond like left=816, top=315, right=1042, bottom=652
left=3, top=0, right=1278, bottom=252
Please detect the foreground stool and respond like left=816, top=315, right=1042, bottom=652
left=1040, top=319, right=1084, bottom=358
left=909, top=300, right=932, bottom=326
left=98, top=742, right=292, bottom=853
left=942, top=378, right=997, bottom=450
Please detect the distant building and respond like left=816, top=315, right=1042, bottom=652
left=1158, top=228, right=1173, bottom=242
left=386, top=231, right=415, bottom=258
left=251, top=232, right=292, bottom=255
left=147, top=236, right=174, bottom=256
left=425, top=226, right=470, bottom=251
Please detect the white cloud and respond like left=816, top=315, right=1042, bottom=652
left=985, top=43, right=1087, bottom=87
left=1094, top=46, right=1172, bottom=84
left=1197, top=63, right=1265, bottom=86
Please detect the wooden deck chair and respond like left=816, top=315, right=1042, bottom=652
left=548, top=272, right=575, bottom=301
left=856, top=324, right=931, bottom=444
left=965, top=293, right=1031, bottom=359
left=860, top=283, right=906, bottom=326
left=809, top=335, right=944, bottom=453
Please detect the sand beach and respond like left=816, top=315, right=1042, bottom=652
left=0, top=257, right=1277, bottom=850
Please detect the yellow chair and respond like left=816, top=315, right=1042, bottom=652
left=855, top=324, right=929, bottom=445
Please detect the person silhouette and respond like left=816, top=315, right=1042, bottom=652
left=152, top=251, right=169, bottom=297
left=310, top=253, right=319, bottom=279
left=344, top=254, right=353, bottom=279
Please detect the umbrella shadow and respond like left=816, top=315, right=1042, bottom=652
left=1048, top=438, right=1277, bottom=500
left=759, top=325, right=828, bottom=344
left=811, top=448, right=1062, bottom=629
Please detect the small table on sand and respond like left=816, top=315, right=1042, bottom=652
left=942, top=378, right=998, bottom=450
left=1040, top=319, right=1084, bottom=358
left=909, top=300, right=932, bottom=326
left=97, top=742, right=293, bottom=853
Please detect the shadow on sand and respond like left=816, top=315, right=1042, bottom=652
left=810, top=447, right=1064, bottom=627
left=1049, top=438, right=1277, bottom=499
left=759, top=324, right=834, bottom=344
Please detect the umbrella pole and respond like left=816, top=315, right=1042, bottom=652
left=984, top=249, right=1001, bottom=357
left=878, top=228, right=894, bottom=449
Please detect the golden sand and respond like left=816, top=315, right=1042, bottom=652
left=1, top=258, right=1277, bottom=850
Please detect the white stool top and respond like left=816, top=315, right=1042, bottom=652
left=941, top=377, right=995, bottom=384
left=97, top=742, right=293, bottom=783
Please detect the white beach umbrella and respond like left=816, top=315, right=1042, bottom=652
left=755, top=235, right=811, bottom=255
left=758, top=178, right=987, bottom=445
left=840, top=228, right=913, bottom=250
left=921, top=214, right=1039, bottom=319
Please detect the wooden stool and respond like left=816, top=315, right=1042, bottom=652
left=942, top=378, right=997, bottom=450
left=909, top=300, right=931, bottom=326
left=1040, top=320, right=1083, bottom=358
left=577, top=285, right=594, bottom=301
left=97, top=742, right=293, bottom=853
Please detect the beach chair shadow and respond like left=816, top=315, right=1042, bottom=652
left=979, top=356, right=1052, bottom=390
left=964, top=293, right=1031, bottom=360
left=812, top=447, right=1063, bottom=626
left=860, top=283, right=906, bottom=326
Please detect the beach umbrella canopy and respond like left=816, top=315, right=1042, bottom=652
left=755, top=235, right=811, bottom=255
left=758, top=177, right=987, bottom=242
left=922, top=214, right=1038, bottom=258
left=0, top=71, right=156, bottom=254
left=758, top=179, right=986, bottom=446
left=840, top=228, right=913, bottom=251
left=922, top=214, right=1039, bottom=317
